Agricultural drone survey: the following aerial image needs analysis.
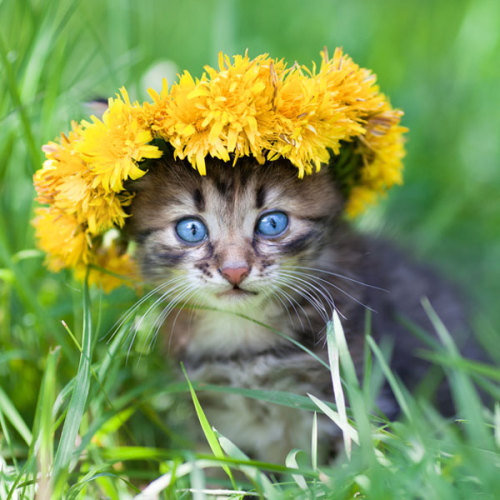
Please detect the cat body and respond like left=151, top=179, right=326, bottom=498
left=128, top=156, right=469, bottom=461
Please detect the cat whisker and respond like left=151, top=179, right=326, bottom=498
left=281, top=267, right=376, bottom=314
left=153, top=284, right=199, bottom=339
left=273, top=275, right=332, bottom=324
left=278, top=270, right=336, bottom=313
left=271, top=284, right=309, bottom=333
left=133, top=280, right=189, bottom=336
left=130, top=285, right=195, bottom=364
left=124, top=281, right=192, bottom=361
left=274, top=271, right=347, bottom=321
left=170, top=288, right=200, bottom=337
left=278, top=269, right=336, bottom=311
left=107, top=275, right=186, bottom=343
left=144, top=285, right=200, bottom=360
left=172, top=289, right=207, bottom=342
left=149, top=285, right=194, bottom=330
left=293, top=265, right=388, bottom=292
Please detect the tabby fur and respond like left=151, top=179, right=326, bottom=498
left=127, top=156, right=470, bottom=462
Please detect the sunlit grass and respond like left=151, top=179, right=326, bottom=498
left=0, top=0, right=499, bottom=497
left=1, top=284, right=499, bottom=498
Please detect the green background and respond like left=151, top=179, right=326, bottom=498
left=0, top=0, right=499, bottom=496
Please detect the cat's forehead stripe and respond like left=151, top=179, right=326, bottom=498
left=214, top=177, right=233, bottom=196
left=193, top=188, right=205, bottom=212
left=255, top=185, right=266, bottom=209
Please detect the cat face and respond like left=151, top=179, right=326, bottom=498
left=128, top=157, right=343, bottom=311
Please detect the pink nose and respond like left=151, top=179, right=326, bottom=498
left=220, top=266, right=250, bottom=286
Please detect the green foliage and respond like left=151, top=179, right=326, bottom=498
left=0, top=0, right=499, bottom=497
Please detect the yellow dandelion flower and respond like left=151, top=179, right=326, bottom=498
left=143, top=78, right=171, bottom=134
left=149, top=53, right=282, bottom=174
left=34, top=122, right=131, bottom=236
left=77, top=88, right=162, bottom=192
left=317, top=48, right=385, bottom=123
left=270, top=63, right=349, bottom=175
left=74, top=242, right=139, bottom=293
left=84, top=190, right=132, bottom=236
left=267, top=48, right=386, bottom=177
left=348, top=105, right=407, bottom=214
left=35, top=121, right=87, bottom=206
left=345, top=186, right=379, bottom=218
left=34, top=49, right=407, bottom=291
left=33, top=208, right=90, bottom=271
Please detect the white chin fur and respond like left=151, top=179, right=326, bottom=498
left=184, top=298, right=285, bottom=358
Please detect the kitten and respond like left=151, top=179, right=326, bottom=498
left=127, top=155, right=471, bottom=463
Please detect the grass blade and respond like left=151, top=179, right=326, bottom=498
left=311, top=412, right=318, bottom=471
left=0, top=386, right=32, bottom=446
left=326, top=317, right=352, bottom=458
left=34, top=346, right=60, bottom=498
left=308, top=393, right=359, bottom=445
left=134, top=462, right=198, bottom=499
left=0, top=35, right=40, bottom=171
left=181, top=363, right=236, bottom=488
left=421, top=298, right=491, bottom=448
left=494, top=404, right=500, bottom=449
left=285, top=449, right=308, bottom=490
left=366, top=336, right=412, bottom=422
left=330, top=311, right=375, bottom=464
left=53, top=273, right=93, bottom=479
left=217, top=433, right=282, bottom=499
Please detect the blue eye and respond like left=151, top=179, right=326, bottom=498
left=175, top=218, right=208, bottom=243
left=256, top=211, right=288, bottom=237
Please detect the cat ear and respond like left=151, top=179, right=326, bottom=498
left=83, top=98, right=109, bottom=119
left=123, top=173, right=149, bottom=194
left=314, top=165, right=347, bottom=214
left=123, top=158, right=165, bottom=194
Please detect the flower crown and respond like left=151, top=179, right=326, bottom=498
left=33, top=48, right=407, bottom=292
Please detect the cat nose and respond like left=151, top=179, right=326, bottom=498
left=220, top=265, right=250, bottom=286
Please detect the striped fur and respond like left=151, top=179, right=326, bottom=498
left=127, top=156, right=471, bottom=462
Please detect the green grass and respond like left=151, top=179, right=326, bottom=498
left=0, top=0, right=499, bottom=498
left=1, top=286, right=499, bottom=498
